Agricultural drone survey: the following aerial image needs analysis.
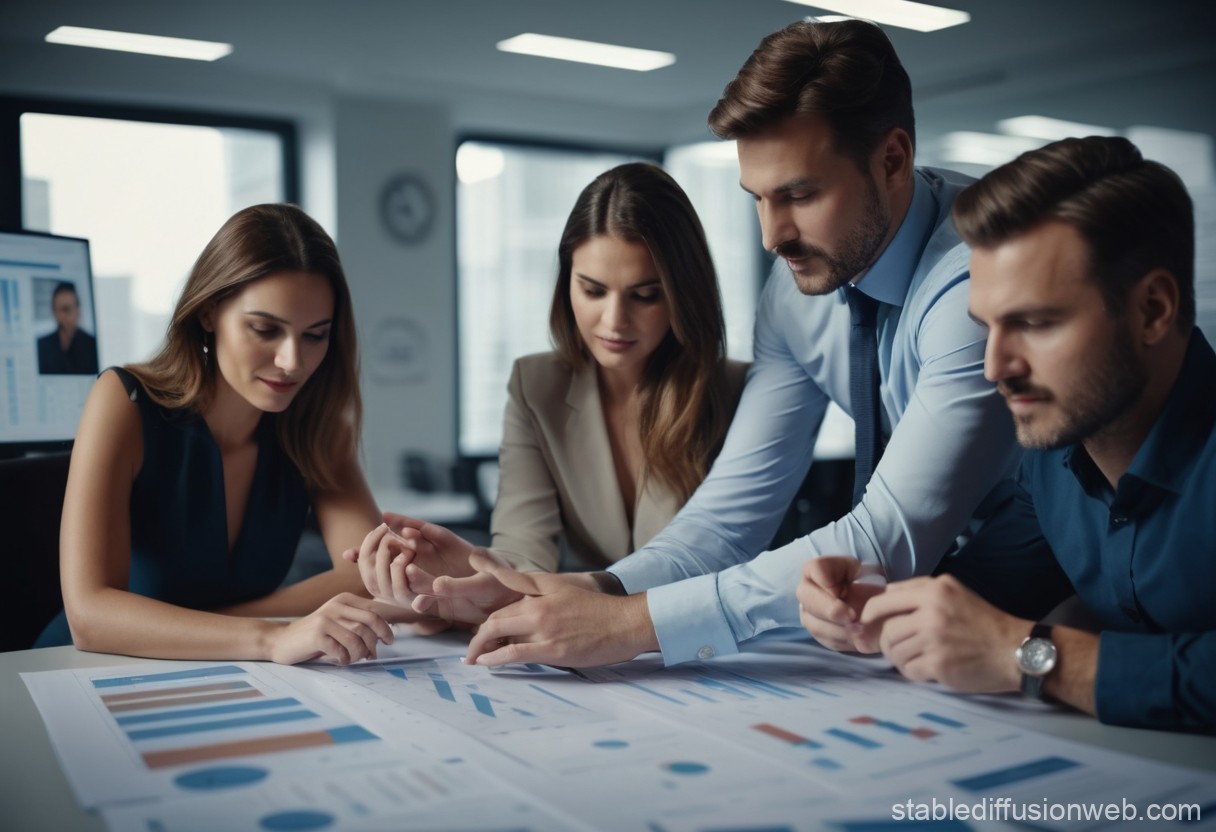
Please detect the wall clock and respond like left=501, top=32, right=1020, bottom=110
left=379, top=172, right=435, bottom=244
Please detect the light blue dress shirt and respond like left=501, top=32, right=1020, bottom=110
left=609, top=168, right=1024, bottom=665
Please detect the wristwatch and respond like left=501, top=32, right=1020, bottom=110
left=1015, top=622, right=1057, bottom=699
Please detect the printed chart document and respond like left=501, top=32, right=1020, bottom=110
left=23, top=639, right=1216, bottom=831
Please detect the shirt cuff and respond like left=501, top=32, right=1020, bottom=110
left=646, top=574, right=739, bottom=666
left=610, top=555, right=666, bottom=594
left=1094, top=631, right=1174, bottom=729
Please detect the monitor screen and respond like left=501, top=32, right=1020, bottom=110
left=0, top=229, right=100, bottom=450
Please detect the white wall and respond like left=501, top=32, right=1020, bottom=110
left=0, top=44, right=686, bottom=490
left=333, top=96, right=455, bottom=488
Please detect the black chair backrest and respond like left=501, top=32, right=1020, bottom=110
left=2, top=452, right=71, bottom=651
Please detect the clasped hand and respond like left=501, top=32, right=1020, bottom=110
left=342, top=512, right=522, bottom=626
left=800, top=555, right=1026, bottom=693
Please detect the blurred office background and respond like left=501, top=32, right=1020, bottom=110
left=2, top=0, right=1213, bottom=516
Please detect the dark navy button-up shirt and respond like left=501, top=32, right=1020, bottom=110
left=946, top=329, right=1216, bottom=732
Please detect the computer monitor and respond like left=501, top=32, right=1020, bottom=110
left=0, top=229, right=100, bottom=454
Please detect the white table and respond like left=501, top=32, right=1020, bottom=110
left=3, top=644, right=1213, bottom=831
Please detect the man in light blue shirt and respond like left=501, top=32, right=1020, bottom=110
left=367, top=19, right=1028, bottom=668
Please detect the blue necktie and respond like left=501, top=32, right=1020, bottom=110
left=846, top=286, right=883, bottom=507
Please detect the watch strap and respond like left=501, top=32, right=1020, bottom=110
left=1019, top=666, right=1047, bottom=698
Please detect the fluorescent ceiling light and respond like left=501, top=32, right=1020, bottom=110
left=998, top=115, right=1118, bottom=141
left=497, top=33, right=674, bottom=72
left=783, top=1, right=969, bottom=32
left=45, top=25, right=232, bottom=61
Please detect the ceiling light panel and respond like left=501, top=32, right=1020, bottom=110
left=45, top=26, right=232, bottom=61
left=783, top=0, right=969, bottom=32
left=497, top=33, right=675, bottom=72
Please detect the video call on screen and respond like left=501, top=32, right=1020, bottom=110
left=0, top=230, right=100, bottom=446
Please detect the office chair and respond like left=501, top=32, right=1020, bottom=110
left=1, top=452, right=71, bottom=651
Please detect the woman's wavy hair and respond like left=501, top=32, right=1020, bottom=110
left=126, top=203, right=361, bottom=491
left=549, top=162, right=734, bottom=502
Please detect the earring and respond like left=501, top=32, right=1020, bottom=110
left=202, top=340, right=210, bottom=367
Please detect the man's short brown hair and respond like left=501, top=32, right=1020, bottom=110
left=953, top=136, right=1195, bottom=330
left=707, top=19, right=915, bottom=171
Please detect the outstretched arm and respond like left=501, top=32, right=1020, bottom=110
left=462, top=552, right=658, bottom=668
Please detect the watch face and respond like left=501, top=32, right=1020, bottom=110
left=1017, top=637, right=1057, bottom=675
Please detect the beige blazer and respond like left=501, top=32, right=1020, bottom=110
left=490, top=352, right=748, bottom=572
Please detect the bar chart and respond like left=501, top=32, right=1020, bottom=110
left=311, top=654, right=613, bottom=735
left=22, top=661, right=406, bottom=808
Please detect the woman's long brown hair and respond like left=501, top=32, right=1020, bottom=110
left=126, top=203, right=361, bottom=492
left=549, top=163, right=733, bottom=502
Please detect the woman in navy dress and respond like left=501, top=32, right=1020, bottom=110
left=43, top=204, right=406, bottom=664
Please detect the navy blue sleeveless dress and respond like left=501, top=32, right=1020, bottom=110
left=35, top=367, right=312, bottom=647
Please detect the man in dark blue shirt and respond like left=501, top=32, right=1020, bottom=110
left=807, top=135, right=1213, bottom=732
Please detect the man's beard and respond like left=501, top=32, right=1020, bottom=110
left=775, top=176, right=890, bottom=296
left=1000, top=324, right=1146, bottom=450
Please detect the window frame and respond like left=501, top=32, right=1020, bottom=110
left=0, top=96, right=299, bottom=230
left=452, top=133, right=663, bottom=469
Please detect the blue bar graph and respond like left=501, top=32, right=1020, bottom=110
left=469, top=693, right=496, bottom=718
left=719, top=671, right=805, bottom=700
left=94, top=665, right=246, bottom=688
left=919, top=712, right=965, bottom=729
left=429, top=675, right=456, bottom=703
left=328, top=726, right=378, bottom=743
left=115, top=697, right=301, bottom=726
left=126, top=709, right=318, bottom=741
left=826, top=728, right=881, bottom=749
left=679, top=688, right=717, bottom=703
left=623, top=680, right=686, bottom=705
left=871, top=719, right=911, bottom=735
left=953, top=756, right=1079, bottom=792
left=387, top=668, right=407, bottom=681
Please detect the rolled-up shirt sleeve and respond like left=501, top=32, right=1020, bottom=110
left=1096, top=631, right=1216, bottom=732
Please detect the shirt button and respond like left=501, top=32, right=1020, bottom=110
left=697, top=646, right=715, bottom=660
left=1121, top=605, right=1141, bottom=624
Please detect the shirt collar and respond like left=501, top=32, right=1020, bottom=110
left=1124, top=328, right=1216, bottom=494
left=850, top=172, right=936, bottom=308
left=1065, top=329, right=1216, bottom=497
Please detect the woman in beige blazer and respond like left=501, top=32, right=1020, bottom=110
left=490, top=162, right=747, bottom=572
left=348, top=163, right=746, bottom=611
left=496, top=348, right=747, bottom=572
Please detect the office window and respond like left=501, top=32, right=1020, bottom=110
left=16, top=107, right=293, bottom=369
left=456, top=139, right=762, bottom=458
left=456, top=141, right=647, bottom=457
left=663, top=141, right=758, bottom=363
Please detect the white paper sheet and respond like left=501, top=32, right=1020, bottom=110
left=23, top=641, right=1216, bottom=832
